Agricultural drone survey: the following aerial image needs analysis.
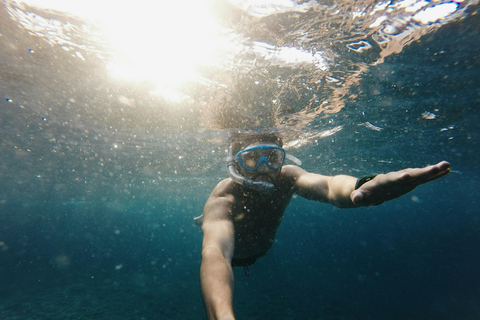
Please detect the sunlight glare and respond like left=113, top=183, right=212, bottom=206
left=21, top=0, right=233, bottom=102
left=413, top=2, right=459, bottom=24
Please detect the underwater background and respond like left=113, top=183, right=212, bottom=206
left=1, top=0, right=479, bottom=319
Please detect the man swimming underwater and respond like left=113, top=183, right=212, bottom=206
left=196, top=130, right=450, bottom=320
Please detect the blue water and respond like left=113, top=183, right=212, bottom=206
left=1, top=1, right=479, bottom=319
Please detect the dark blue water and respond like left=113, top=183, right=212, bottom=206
left=1, top=1, right=479, bottom=319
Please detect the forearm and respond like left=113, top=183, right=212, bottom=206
left=292, top=169, right=358, bottom=207
left=200, top=246, right=235, bottom=320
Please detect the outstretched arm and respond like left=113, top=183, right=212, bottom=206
left=200, top=181, right=236, bottom=320
left=285, top=161, right=450, bottom=208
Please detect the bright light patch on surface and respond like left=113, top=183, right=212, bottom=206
left=413, top=2, right=459, bottom=24
left=229, top=0, right=314, bottom=18
left=422, top=111, right=437, bottom=119
left=253, top=42, right=328, bottom=70
left=396, top=0, right=429, bottom=12
left=370, top=15, right=388, bottom=28
left=19, top=0, right=237, bottom=103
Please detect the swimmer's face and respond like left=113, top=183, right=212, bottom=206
left=236, top=143, right=284, bottom=184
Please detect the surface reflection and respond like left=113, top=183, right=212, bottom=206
left=4, top=0, right=476, bottom=135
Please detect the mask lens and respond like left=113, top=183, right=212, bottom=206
left=239, top=150, right=261, bottom=169
left=242, top=153, right=259, bottom=169
left=237, top=146, right=285, bottom=171
left=265, top=149, right=282, bottom=168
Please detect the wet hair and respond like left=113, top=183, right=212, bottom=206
left=229, top=130, right=283, bottom=155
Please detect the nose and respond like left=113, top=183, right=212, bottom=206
left=256, top=161, right=270, bottom=172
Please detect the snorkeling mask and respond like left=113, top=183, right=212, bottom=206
left=237, top=145, right=286, bottom=171
left=227, top=144, right=301, bottom=195
left=228, top=146, right=275, bottom=195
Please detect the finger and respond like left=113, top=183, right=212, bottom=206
left=423, top=166, right=451, bottom=183
left=437, top=161, right=451, bottom=171
left=417, top=162, right=451, bottom=183
left=406, top=162, right=448, bottom=184
left=428, top=161, right=450, bottom=175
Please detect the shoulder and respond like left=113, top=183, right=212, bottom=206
left=273, top=165, right=306, bottom=193
left=203, top=179, right=236, bottom=220
left=210, top=178, right=236, bottom=198
left=281, top=164, right=309, bottom=180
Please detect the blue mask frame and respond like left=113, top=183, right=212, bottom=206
left=236, top=145, right=286, bottom=171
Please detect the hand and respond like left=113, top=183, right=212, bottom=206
left=350, top=161, right=450, bottom=206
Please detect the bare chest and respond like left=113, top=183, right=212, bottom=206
left=231, top=192, right=291, bottom=258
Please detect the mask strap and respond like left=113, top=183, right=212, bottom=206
left=286, top=153, right=302, bottom=165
